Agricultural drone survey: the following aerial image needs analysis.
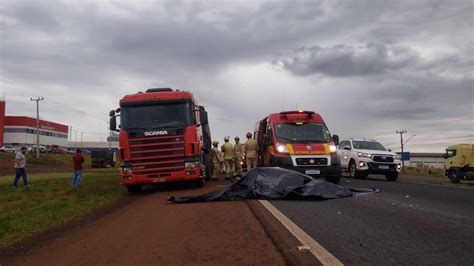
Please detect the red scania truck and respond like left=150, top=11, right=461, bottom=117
left=109, top=88, right=212, bottom=193
left=254, top=110, right=342, bottom=183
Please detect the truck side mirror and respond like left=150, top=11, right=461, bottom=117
left=109, top=110, right=115, bottom=117
left=109, top=116, right=117, bottom=131
left=333, top=135, right=340, bottom=146
left=199, top=106, right=209, bottom=125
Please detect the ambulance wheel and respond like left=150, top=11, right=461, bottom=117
left=126, top=185, right=141, bottom=194
left=448, top=170, right=460, bottom=183
left=325, top=175, right=341, bottom=184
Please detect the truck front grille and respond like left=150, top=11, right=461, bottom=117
left=296, top=157, right=328, bottom=166
left=127, top=135, right=186, bottom=176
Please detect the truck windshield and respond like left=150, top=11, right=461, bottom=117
left=353, top=141, right=386, bottom=151
left=446, top=150, right=456, bottom=158
left=274, top=123, right=330, bottom=143
left=121, top=101, right=194, bottom=130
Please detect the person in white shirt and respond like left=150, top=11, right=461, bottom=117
left=12, top=147, right=29, bottom=190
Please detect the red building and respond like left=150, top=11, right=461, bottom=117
left=0, top=100, right=69, bottom=147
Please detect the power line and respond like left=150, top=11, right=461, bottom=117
left=0, top=87, right=106, bottom=122
left=408, top=135, right=474, bottom=142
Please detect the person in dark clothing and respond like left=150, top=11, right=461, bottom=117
left=72, top=149, right=85, bottom=188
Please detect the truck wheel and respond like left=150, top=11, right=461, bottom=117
left=448, top=170, right=460, bottom=183
left=349, top=161, right=360, bottom=178
left=325, top=175, right=341, bottom=184
left=385, top=172, right=398, bottom=181
left=193, top=178, right=205, bottom=187
left=126, top=185, right=142, bottom=194
left=205, top=155, right=212, bottom=181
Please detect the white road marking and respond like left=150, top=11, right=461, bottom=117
left=258, top=200, right=343, bottom=266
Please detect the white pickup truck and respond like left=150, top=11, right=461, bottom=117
left=337, top=139, right=401, bottom=181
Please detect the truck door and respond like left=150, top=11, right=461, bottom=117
left=263, top=125, right=274, bottom=166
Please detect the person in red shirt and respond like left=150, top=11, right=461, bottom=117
left=72, top=149, right=85, bottom=188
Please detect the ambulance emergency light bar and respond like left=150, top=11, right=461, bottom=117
left=279, top=110, right=315, bottom=120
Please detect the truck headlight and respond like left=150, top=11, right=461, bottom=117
left=276, top=144, right=289, bottom=153
left=329, top=144, right=337, bottom=153
left=121, top=167, right=132, bottom=174
left=185, top=162, right=196, bottom=168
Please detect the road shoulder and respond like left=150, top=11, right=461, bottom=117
left=246, top=199, right=323, bottom=266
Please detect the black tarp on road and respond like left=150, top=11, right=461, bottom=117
left=169, top=167, right=379, bottom=203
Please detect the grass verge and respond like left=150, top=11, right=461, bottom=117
left=0, top=153, right=92, bottom=167
left=0, top=169, right=125, bottom=248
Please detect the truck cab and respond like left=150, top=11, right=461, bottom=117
left=109, top=88, right=212, bottom=193
left=444, top=144, right=474, bottom=183
left=255, top=110, right=341, bottom=184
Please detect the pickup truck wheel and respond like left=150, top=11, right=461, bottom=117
left=126, top=185, right=142, bottom=194
left=448, top=170, right=460, bottom=183
left=325, top=175, right=341, bottom=184
left=349, top=161, right=360, bottom=178
left=385, top=172, right=398, bottom=181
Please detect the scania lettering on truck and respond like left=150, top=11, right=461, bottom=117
left=109, top=88, right=212, bottom=193
left=254, top=110, right=342, bottom=184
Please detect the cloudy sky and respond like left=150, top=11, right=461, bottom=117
left=1, top=0, right=473, bottom=152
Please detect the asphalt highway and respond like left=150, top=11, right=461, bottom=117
left=271, top=175, right=474, bottom=265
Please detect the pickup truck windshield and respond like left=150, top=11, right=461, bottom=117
left=353, top=141, right=386, bottom=151
left=274, top=123, right=330, bottom=143
left=121, top=102, right=194, bottom=130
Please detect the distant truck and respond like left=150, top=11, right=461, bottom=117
left=109, top=88, right=212, bottom=193
left=254, top=110, right=341, bottom=184
left=444, top=144, right=474, bottom=183
left=91, top=150, right=116, bottom=168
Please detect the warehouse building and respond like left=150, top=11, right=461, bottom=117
left=0, top=100, right=69, bottom=148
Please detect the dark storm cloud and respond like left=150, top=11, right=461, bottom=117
left=274, top=43, right=420, bottom=77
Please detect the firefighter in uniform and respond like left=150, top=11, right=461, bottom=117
left=244, top=132, right=258, bottom=171
left=221, top=136, right=234, bottom=179
left=210, top=141, right=222, bottom=180
left=233, top=136, right=244, bottom=177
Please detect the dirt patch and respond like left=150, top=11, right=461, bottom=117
left=2, top=178, right=286, bottom=266
left=0, top=195, right=135, bottom=265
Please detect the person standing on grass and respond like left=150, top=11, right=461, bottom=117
left=13, top=147, right=29, bottom=190
left=72, top=149, right=85, bottom=189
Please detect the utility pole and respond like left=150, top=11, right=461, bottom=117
left=109, top=130, right=112, bottom=150
left=80, top=132, right=84, bottom=148
left=30, top=97, right=44, bottom=158
left=396, top=130, right=407, bottom=173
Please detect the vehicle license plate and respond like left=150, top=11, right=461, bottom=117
left=379, top=165, right=389, bottom=170
left=306, top=169, right=320, bottom=175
